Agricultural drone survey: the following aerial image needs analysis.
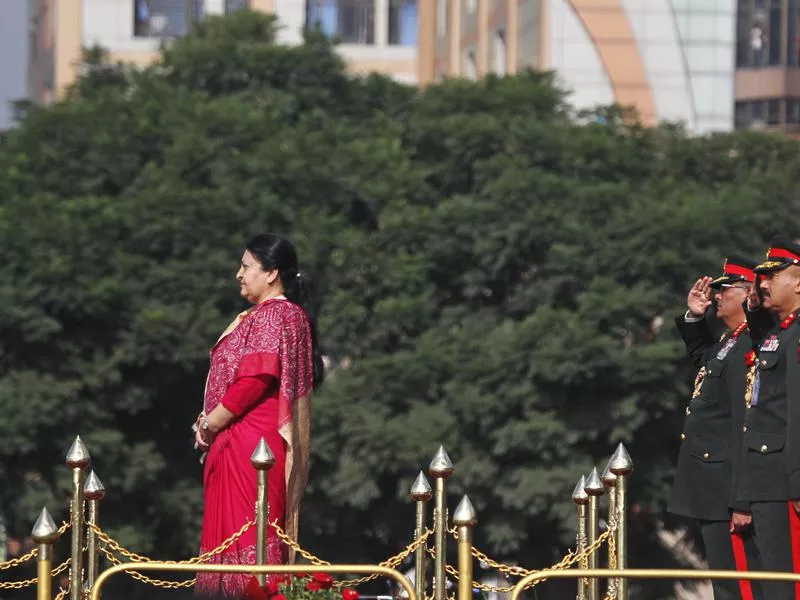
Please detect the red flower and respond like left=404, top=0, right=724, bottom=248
left=342, top=588, right=360, bottom=600
left=294, top=572, right=309, bottom=579
left=306, top=574, right=334, bottom=591
left=243, top=577, right=268, bottom=600
left=273, top=595, right=287, bottom=600
left=313, top=573, right=334, bottom=587
left=265, top=580, right=282, bottom=595
left=745, top=350, right=757, bottom=367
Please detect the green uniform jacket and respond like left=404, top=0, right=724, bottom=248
left=736, top=307, right=800, bottom=502
left=670, top=313, right=751, bottom=520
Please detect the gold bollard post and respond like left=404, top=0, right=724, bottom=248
left=453, top=495, right=477, bottom=600
left=429, top=445, right=454, bottom=600
left=609, top=443, right=633, bottom=600
left=601, top=460, right=618, bottom=600
left=84, top=471, right=106, bottom=591
left=410, top=471, right=433, bottom=600
left=32, top=507, right=60, bottom=600
left=572, top=476, right=589, bottom=600
left=251, top=438, right=275, bottom=585
left=584, top=468, right=605, bottom=600
left=66, top=436, right=91, bottom=600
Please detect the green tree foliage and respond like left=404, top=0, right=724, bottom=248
left=2, top=10, right=800, bottom=599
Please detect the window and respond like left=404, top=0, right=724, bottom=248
left=790, top=0, right=800, bottom=65
left=389, top=0, right=417, bottom=45
left=225, top=0, right=249, bottom=12
left=734, top=102, right=748, bottom=128
left=788, top=99, right=800, bottom=123
left=134, top=0, right=204, bottom=38
left=769, top=3, right=781, bottom=64
left=493, top=28, right=506, bottom=74
left=306, top=0, right=375, bottom=44
left=751, top=99, right=766, bottom=124
left=733, top=98, right=800, bottom=129
left=768, top=99, right=781, bottom=124
left=736, top=0, right=800, bottom=67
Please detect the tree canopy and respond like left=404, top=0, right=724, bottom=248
left=2, top=11, right=800, bottom=600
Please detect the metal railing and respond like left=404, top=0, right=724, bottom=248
left=511, top=568, right=800, bottom=600
left=89, top=564, right=416, bottom=600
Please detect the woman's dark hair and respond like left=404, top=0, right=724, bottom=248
left=245, top=234, right=324, bottom=388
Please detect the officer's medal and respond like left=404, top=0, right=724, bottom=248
left=692, top=366, right=706, bottom=399
left=744, top=350, right=757, bottom=409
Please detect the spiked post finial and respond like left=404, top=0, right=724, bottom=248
left=65, top=436, right=91, bottom=469
left=572, top=475, right=589, bottom=505
left=83, top=471, right=106, bottom=501
left=452, top=495, right=478, bottom=527
left=584, top=467, right=605, bottom=496
left=601, top=459, right=617, bottom=487
left=609, top=443, right=634, bottom=476
left=31, top=507, right=59, bottom=544
left=251, top=438, right=275, bottom=470
left=410, top=471, right=433, bottom=502
left=428, top=445, right=454, bottom=479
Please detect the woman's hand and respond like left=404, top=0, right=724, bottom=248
left=195, top=427, right=210, bottom=450
left=198, top=419, right=217, bottom=447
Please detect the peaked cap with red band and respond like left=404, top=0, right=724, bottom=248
left=709, top=254, right=757, bottom=288
left=754, top=236, right=800, bottom=274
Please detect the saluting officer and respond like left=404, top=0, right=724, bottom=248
left=670, top=255, right=762, bottom=600
left=737, top=236, right=800, bottom=600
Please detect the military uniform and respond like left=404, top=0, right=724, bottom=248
left=735, top=237, right=800, bottom=600
left=670, top=255, right=762, bottom=600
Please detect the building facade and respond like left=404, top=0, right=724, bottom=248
left=27, top=0, right=418, bottom=103
left=420, top=0, right=739, bottom=135
left=735, top=0, right=800, bottom=132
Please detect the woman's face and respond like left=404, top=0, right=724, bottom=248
left=236, top=250, right=277, bottom=304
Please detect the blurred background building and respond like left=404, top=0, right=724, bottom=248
left=735, top=0, right=800, bottom=133
left=26, top=0, right=418, bottom=104
left=14, top=0, right=800, bottom=135
left=418, top=0, right=737, bottom=135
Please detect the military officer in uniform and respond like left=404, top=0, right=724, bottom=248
left=736, top=236, right=800, bottom=600
left=670, top=255, right=762, bottom=600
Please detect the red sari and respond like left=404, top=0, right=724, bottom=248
left=196, top=298, right=313, bottom=598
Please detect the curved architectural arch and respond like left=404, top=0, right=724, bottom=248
left=547, top=0, right=615, bottom=111
left=566, top=0, right=657, bottom=124
left=621, top=0, right=696, bottom=130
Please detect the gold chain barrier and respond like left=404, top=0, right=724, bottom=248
left=91, top=516, right=432, bottom=590
left=24, top=438, right=637, bottom=600
left=0, top=521, right=71, bottom=591
left=0, top=521, right=70, bottom=572
left=435, top=525, right=614, bottom=593
left=89, top=517, right=253, bottom=588
left=89, top=563, right=417, bottom=600
left=512, top=569, right=800, bottom=600
left=271, top=518, right=434, bottom=587
left=0, top=556, right=72, bottom=591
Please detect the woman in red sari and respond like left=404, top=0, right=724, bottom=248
left=194, top=234, right=323, bottom=598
